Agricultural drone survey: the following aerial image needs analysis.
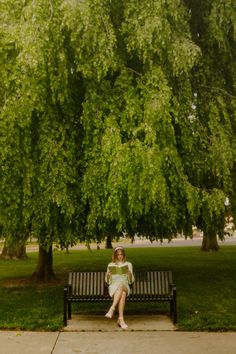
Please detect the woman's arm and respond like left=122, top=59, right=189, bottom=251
left=127, top=262, right=135, bottom=284
left=105, top=263, right=112, bottom=285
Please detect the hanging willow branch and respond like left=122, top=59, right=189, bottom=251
left=49, top=0, right=54, bottom=20
left=199, top=85, right=236, bottom=99
left=127, top=66, right=142, bottom=77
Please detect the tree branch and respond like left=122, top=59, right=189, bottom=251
left=49, top=0, right=54, bottom=20
left=199, top=85, right=236, bottom=99
left=127, top=67, right=142, bottom=77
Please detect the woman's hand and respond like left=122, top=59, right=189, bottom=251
left=127, top=270, right=132, bottom=280
left=107, top=271, right=112, bottom=280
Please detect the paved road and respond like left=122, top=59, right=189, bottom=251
left=121, top=235, right=236, bottom=248
left=69, top=235, right=236, bottom=251
left=21, top=234, right=236, bottom=253
left=1, top=235, right=236, bottom=254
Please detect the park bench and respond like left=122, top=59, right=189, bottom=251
left=63, top=270, right=177, bottom=326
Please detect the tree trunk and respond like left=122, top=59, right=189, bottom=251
left=201, top=231, right=219, bottom=251
left=0, top=243, right=27, bottom=260
left=105, top=235, right=113, bottom=249
left=31, top=245, right=56, bottom=281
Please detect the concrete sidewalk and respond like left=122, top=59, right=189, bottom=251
left=1, top=329, right=236, bottom=354
left=63, top=314, right=175, bottom=332
left=1, top=315, right=236, bottom=354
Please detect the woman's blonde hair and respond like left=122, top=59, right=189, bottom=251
left=112, top=246, right=126, bottom=262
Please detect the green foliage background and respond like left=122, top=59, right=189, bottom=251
left=0, top=0, right=236, bottom=250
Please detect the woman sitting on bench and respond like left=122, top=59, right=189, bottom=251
left=105, top=246, right=134, bottom=329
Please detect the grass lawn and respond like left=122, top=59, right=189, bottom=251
left=0, top=245, right=236, bottom=331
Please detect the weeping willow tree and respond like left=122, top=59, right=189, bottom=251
left=69, top=0, right=201, bottom=241
left=0, top=1, right=30, bottom=259
left=1, top=0, right=235, bottom=279
left=185, top=0, right=236, bottom=250
left=0, top=0, right=84, bottom=278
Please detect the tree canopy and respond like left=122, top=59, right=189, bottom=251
left=0, top=0, right=236, bottom=275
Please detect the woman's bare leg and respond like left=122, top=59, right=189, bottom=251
left=118, top=290, right=127, bottom=319
left=117, top=287, right=128, bottom=329
left=111, top=287, right=123, bottom=308
left=105, top=286, right=123, bottom=318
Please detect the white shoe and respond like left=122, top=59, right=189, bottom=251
left=117, top=318, right=128, bottom=329
left=105, top=307, right=115, bottom=319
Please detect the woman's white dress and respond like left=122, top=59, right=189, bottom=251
left=105, top=261, right=134, bottom=297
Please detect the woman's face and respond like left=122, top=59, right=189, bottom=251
left=116, top=250, right=124, bottom=262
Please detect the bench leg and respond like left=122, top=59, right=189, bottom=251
left=63, top=286, right=68, bottom=326
left=170, top=300, right=177, bottom=324
left=171, top=288, right=177, bottom=324
left=68, top=302, right=72, bottom=320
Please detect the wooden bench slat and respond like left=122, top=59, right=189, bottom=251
left=100, top=273, right=103, bottom=296
left=159, top=271, right=164, bottom=295
left=76, top=272, right=80, bottom=296
left=93, top=272, right=97, bottom=296
left=152, top=272, right=156, bottom=297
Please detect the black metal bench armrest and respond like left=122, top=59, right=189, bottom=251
left=169, top=283, right=176, bottom=293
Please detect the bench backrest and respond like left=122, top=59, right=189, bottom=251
left=68, top=270, right=173, bottom=298
left=131, top=270, right=173, bottom=297
left=68, top=271, right=107, bottom=297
